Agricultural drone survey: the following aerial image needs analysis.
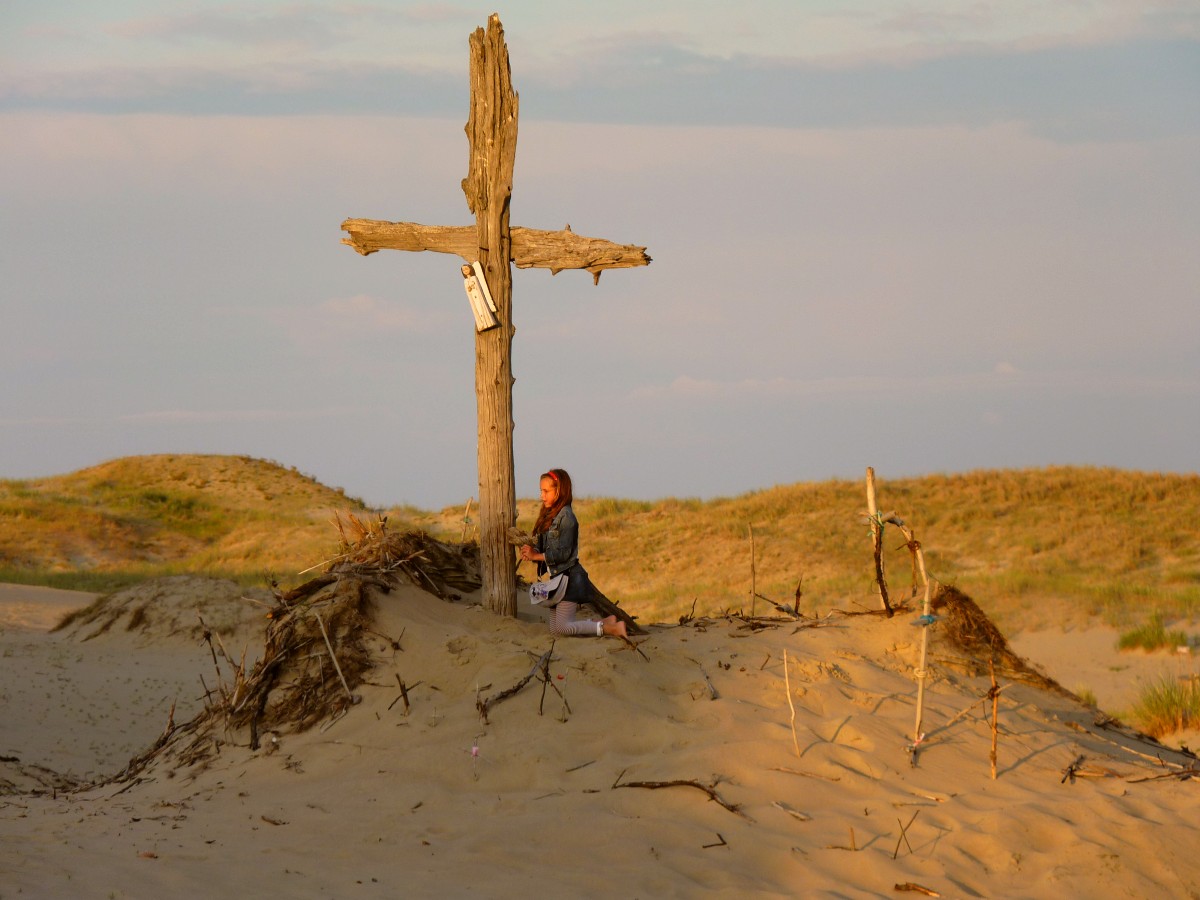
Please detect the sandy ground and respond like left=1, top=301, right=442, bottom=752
left=0, top=583, right=100, bottom=631
left=1011, top=624, right=1200, bottom=718
left=2, top=579, right=1198, bottom=898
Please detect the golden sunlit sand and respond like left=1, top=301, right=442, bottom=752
left=2, top=574, right=1198, bottom=898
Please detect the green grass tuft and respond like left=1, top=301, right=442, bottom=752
left=1131, top=675, right=1200, bottom=738
left=1075, top=687, right=1098, bottom=707
left=1117, top=613, right=1190, bottom=652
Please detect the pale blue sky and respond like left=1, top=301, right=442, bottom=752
left=2, top=2, right=1198, bottom=508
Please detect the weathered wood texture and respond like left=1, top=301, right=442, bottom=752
left=464, top=16, right=519, bottom=617
left=340, top=220, right=651, bottom=283
left=338, top=14, right=650, bottom=619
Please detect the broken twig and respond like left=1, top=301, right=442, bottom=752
left=894, top=883, right=940, bottom=897
left=612, top=769, right=751, bottom=821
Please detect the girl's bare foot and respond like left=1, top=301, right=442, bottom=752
left=601, top=616, right=627, bottom=638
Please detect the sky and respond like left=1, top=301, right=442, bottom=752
left=2, top=2, right=1198, bottom=510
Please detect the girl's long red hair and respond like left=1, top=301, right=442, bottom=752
left=533, top=468, right=573, bottom=535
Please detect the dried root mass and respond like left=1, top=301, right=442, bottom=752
left=106, top=517, right=483, bottom=784
left=932, top=585, right=1063, bottom=693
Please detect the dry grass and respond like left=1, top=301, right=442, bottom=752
left=563, top=467, right=1200, bottom=630
left=1118, top=613, right=1192, bottom=652
left=3, top=458, right=1198, bottom=632
left=0, top=454, right=452, bottom=591
left=1132, top=674, right=1200, bottom=738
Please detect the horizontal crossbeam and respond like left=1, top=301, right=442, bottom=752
left=341, top=219, right=650, bottom=283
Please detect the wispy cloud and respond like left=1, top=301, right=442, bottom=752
left=108, top=8, right=347, bottom=53
left=0, top=407, right=361, bottom=427
left=631, top=370, right=1200, bottom=403
left=246, top=294, right=455, bottom=351
left=5, top=5, right=1196, bottom=142
left=116, top=407, right=360, bottom=424
left=355, top=2, right=474, bottom=26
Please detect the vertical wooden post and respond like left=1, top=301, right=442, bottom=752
left=911, top=539, right=933, bottom=750
left=865, top=467, right=893, bottom=616
left=463, top=16, right=519, bottom=616
left=748, top=523, right=757, bottom=617
left=989, top=658, right=1000, bottom=780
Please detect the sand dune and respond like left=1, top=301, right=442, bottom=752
left=2, top=577, right=1198, bottom=898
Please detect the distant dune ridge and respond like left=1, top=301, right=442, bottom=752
left=2, top=454, right=1198, bottom=631
left=0, top=454, right=368, bottom=581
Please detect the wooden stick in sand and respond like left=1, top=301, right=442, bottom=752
left=783, top=649, right=800, bottom=757
left=313, top=611, right=355, bottom=703
left=892, top=809, right=920, bottom=859
left=989, top=657, right=1000, bottom=780
left=612, top=768, right=751, bottom=821
left=536, top=639, right=571, bottom=717
left=894, top=883, right=941, bottom=897
left=865, top=467, right=894, bottom=617
left=909, top=537, right=934, bottom=765
left=477, top=647, right=554, bottom=723
left=388, top=673, right=422, bottom=714
left=460, top=497, right=473, bottom=542
left=939, top=683, right=1012, bottom=732
left=749, top=523, right=757, bottom=617
left=696, top=661, right=719, bottom=700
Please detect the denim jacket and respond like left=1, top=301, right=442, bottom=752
left=537, top=505, right=579, bottom=577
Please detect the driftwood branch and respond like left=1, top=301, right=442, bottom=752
left=536, top=640, right=571, bottom=718
left=280, top=574, right=338, bottom=604
left=339, top=14, right=650, bottom=616
left=770, top=766, right=841, bottom=782
left=477, top=648, right=553, bottom=723
left=586, top=582, right=644, bottom=635
left=340, top=220, right=650, bottom=281
left=894, top=884, right=941, bottom=897
left=865, top=467, right=894, bottom=617
left=989, top=658, right=1001, bottom=779
left=612, top=768, right=751, bottom=821
left=1126, top=767, right=1200, bottom=783
left=771, top=800, right=811, bottom=821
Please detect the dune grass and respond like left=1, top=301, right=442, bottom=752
left=0, top=454, right=451, bottom=590
left=567, top=467, right=1200, bottom=629
left=1118, top=613, right=1191, bottom=652
left=2, top=458, right=1198, bottom=631
left=1132, top=675, right=1200, bottom=738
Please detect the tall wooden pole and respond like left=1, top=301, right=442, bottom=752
left=340, top=14, right=649, bottom=618
left=463, top=16, right=519, bottom=616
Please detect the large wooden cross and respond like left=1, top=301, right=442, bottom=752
left=340, top=14, right=650, bottom=616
